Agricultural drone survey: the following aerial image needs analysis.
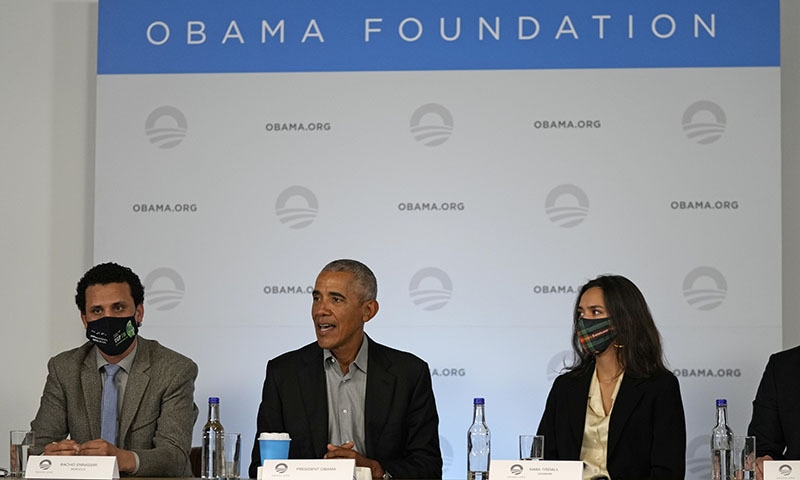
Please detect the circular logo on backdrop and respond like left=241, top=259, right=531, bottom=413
left=544, top=184, right=590, bottom=228
left=682, top=266, right=727, bottom=311
left=145, top=106, right=188, bottom=149
left=682, top=100, right=727, bottom=145
left=685, top=435, right=711, bottom=479
left=143, top=267, right=186, bottom=311
left=409, top=103, right=454, bottom=147
left=408, top=267, right=453, bottom=311
left=275, top=186, right=319, bottom=229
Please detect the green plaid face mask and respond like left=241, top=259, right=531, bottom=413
left=576, top=317, right=616, bottom=355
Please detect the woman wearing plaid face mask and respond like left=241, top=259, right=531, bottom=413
left=537, top=275, right=686, bottom=480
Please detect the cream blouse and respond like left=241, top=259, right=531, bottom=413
left=579, top=367, right=624, bottom=480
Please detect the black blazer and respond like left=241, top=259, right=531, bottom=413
left=248, top=336, right=442, bottom=479
left=537, top=366, right=686, bottom=480
left=748, top=345, right=800, bottom=460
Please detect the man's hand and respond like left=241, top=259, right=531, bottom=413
left=42, top=439, right=136, bottom=474
left=755, top=455, right=773, bottom=480
left=76, top=439, right=120, bottom=457
left=324, top=442, right=385, bottom=479
left=43, top=440, right=80, bottom=456
left=41, top=439, right=136, bottom=474
left=77, top=440, right=136, bottom=473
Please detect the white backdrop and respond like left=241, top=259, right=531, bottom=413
left=92, top=1, right=781, bottom=478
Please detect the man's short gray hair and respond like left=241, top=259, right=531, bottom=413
left=320, top=259, right=377, bottom=301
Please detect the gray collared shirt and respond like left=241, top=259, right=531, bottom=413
left=324, top=335, right=369, bottom=455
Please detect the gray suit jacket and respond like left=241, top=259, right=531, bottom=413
left=31, top=337, right=199, bottom=477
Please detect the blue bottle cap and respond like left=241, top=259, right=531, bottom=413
left=716, top=399, right=727, bottom=406
left=473, top=397, right=485, bottom=405
left=209, top=397, right=220, bottom=404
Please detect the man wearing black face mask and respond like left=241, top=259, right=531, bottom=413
left=30, top=262, right=199, bottom=477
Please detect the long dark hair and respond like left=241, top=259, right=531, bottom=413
left=567, top=275, right=668, bottom=378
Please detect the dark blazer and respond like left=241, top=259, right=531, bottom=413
left=30, top=337, right=199, bottom=477
left=748, top=345, right=800, bottom=459
left=537, top=366, right=686, bottom=480
left=248, top=336, right=442, bottom=479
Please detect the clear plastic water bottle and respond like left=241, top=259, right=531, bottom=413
left=711, top=398, right=734, bottom=480
left=201, top=397, right=225, bottom=479
left=467, top=397, right=490, bottom=480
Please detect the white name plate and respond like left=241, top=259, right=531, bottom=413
left=490, top=460, right=583, bottom=480
left=25, top=455, right=119, bottom=480
left=355, top=466, right=371, bottom=480
left=260, top=459, right=355, bottom=480
left=764, top=460, right=800, bottom=480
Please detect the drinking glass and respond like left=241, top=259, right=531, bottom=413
left=733, top=436, right=756, bottom=480
left=519, top=434, right=544, bottom=461
left=9, top=430, right=35, bottom=477
left=222, top=432, right=241, bottom=480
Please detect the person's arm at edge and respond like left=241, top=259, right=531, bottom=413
left=376, top=361, right=442, bottom=479
left=536, top=376, right=562, bottom=461
left=31, top=356, right=71, bottom=451
left=132, top=357, right=198, bottom=477
left=748, top=353, right=785, bottom=480
left=648, top=373, right=686, bottom=479
left=249, top=361, right=284, bottom=479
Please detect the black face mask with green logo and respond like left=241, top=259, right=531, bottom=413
left=86, top=315, right=138, bottom=356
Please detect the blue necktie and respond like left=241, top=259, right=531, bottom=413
left=101, top=364, right=121, bottom=445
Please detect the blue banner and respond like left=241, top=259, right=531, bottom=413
left=98, top=0, right=780, bottom=74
